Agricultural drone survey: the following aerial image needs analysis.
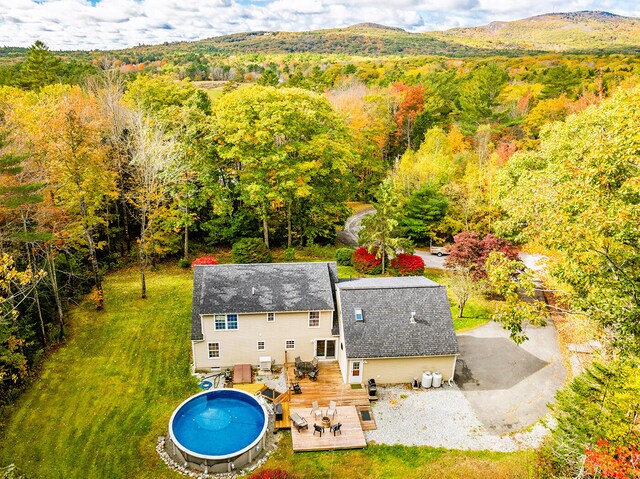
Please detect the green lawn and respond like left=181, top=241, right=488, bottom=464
left=424, top=268, right=494, bottom=333
left=265, top=434, right=538, bottom=479
left=0, top=266, right=199, bottom=479
left=0, top=264, right=514, bottom=479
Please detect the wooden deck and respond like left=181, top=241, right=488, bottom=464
left=290, top=406, right=367, bottom=452
left=356, top=405, right=377, bottom=431
left=273, top=398, right=291, bottom=430
left=233, top=360, right=373, bottom=438
left=285, top=361, right=370, bottom=409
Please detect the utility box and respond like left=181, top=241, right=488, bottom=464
left=259, top=356, right=272, bottom=373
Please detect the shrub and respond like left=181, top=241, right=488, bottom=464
left=585, top=439, right=640, bottom=479
left=232, top=238, right=272, bottom=264
left=335, top=247, right=355, bottom=266
left=390, top=253, right=425, bottom=276
left=0, top=464, right=28, bottom=479
left=445, top=232, right=519, bottom=280
left=177, top=258, right=191, bottom=268
left=249, top=469, right=295, bottom=479
left=352, top=246, right=381, bottom=274
left=283, top=248, right=296, bottom=262
left=190, top=256, right=218, bottom=267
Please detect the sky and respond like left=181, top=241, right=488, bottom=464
left=0, top=0, right=639, bottom=51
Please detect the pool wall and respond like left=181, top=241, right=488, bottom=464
left=167, top=389, right=274, bottom=474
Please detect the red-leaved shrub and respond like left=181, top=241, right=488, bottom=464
left=249, top=469, right=295, bottom=479
left=191, top=256, right=219, bottom=267
left=390, top=253, right=425, bottom=276
left=445, top=232, right=519, bottom=280
left=584, top=439, right=640, bottom=478
left=352, top=247, right=381, bottom=274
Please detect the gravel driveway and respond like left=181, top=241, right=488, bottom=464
left=365, top=385, right=551, bottom=452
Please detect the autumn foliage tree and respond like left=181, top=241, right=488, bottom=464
left=584, top=440, right=640, bottom=478
left=445, top=231, right=518, bottom=280
left=391, top=82, right=425, bottom=151
left=128, top=113, right=181, bottom=299
left=213, top=85, right=353, bottom=248
left=497, top=85, right=640, bottom=354
left=39, top=86, right=116, bottom=310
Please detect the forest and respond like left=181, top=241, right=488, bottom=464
left=0, top=38, right=639, bottom=478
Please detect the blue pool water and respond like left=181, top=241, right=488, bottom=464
left=170, top=389, right=267, bottom=458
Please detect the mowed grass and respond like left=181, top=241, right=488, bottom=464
left=1, top=264, right=525, bottom=479
left=265, top=434, right=538, bottom=479
left=0, top=266, right=199, bottom=479
left=424, top=268, right=495, bottom=332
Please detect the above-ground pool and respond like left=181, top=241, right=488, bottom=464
left=167, top=388, right=271, bottom=473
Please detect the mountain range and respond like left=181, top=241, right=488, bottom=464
left=115, top=10, right=640, bottom=57
left=2, top=10, right=638, bottom=60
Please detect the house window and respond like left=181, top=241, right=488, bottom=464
left=308, top=311, right=320, bottom=328
left=257, top=341, right=265, bottom=351
left=285, top=340, right=295, bottom=350
left=355, top=309, right=363, bottom=321
left=208, top=342, right=220, bottom=359
left=214, top=314, right=238, bottom=331
left=227, top=314, right=238, bottom=330
left=267, top=312, right=275, bottom=322
left=214, top=315, right=226, bottom=330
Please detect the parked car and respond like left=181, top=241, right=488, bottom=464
left=430, top=245, right=451, bottom=257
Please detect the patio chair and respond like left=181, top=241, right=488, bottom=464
left=290, top=381, right=302, bottom=394
left=326, top=400, right=337, bottom=419
left=311, top=357, right=319, bottom=369
left=295, top=356, right=303, bottom=368
left=313, top=423, right=324, bottom=437
left=329, top=422, right=342, bottom=436
left=310, top=401, right=322, bottom=419
left=295, top=368, right=305, bottom=379
left=289, top=412, right=308, bottom=432
left=308, top=370, right=318, bottom=381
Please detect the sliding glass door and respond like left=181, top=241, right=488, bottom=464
left=315, top=339, right=336, bottom=359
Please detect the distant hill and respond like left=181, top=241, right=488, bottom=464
left=3, top=10, right=640, bottom=63
left=130, top=25, right=496, bottom=57
left=435, top=11, right=640, bottom=52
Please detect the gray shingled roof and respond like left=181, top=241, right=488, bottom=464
left=191, top=262, right=337, bottom=340
left=337, top=277, right=458, bottom=359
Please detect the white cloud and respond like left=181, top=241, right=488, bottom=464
left=0, top=0, right=636, bottom=50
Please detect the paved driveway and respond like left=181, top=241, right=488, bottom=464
left=337, top=207, right=374, bottom=246
left=455, top=321, right=566, bottom=433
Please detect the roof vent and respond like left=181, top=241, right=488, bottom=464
left=410, top=311, right=416, bottom=324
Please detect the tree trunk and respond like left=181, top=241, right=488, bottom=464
left=458, top=299, right=467, bottom=318
left=79, top=195, right=103, bottom=310
left=121, top=196, right=131, bottom=253
left=287, top=204, right=292, bottom=248
left=262, top=215, right=270, bottom=249
left=381, top=250, right=386, bottom=275
left=183, top=205, right=189, bottom=259
left=21, top=215, right=46, bottom=345
left=47, top=246, right=65, bottom=339
left=139, top=214, right=147, bottom=299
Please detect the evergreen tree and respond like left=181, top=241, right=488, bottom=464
left=458, top=64, right=509, bottom=135
left=540, top=64, right=582, bottom=99
left=256, top=69, right=279, bottom=87
left=359, top=179, right=413, bottom=274
left=398, top=184, right=448, bottom=243
left=20, top=41, right=62, bottom=90
left=543, top=360, right=640, bottom=477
